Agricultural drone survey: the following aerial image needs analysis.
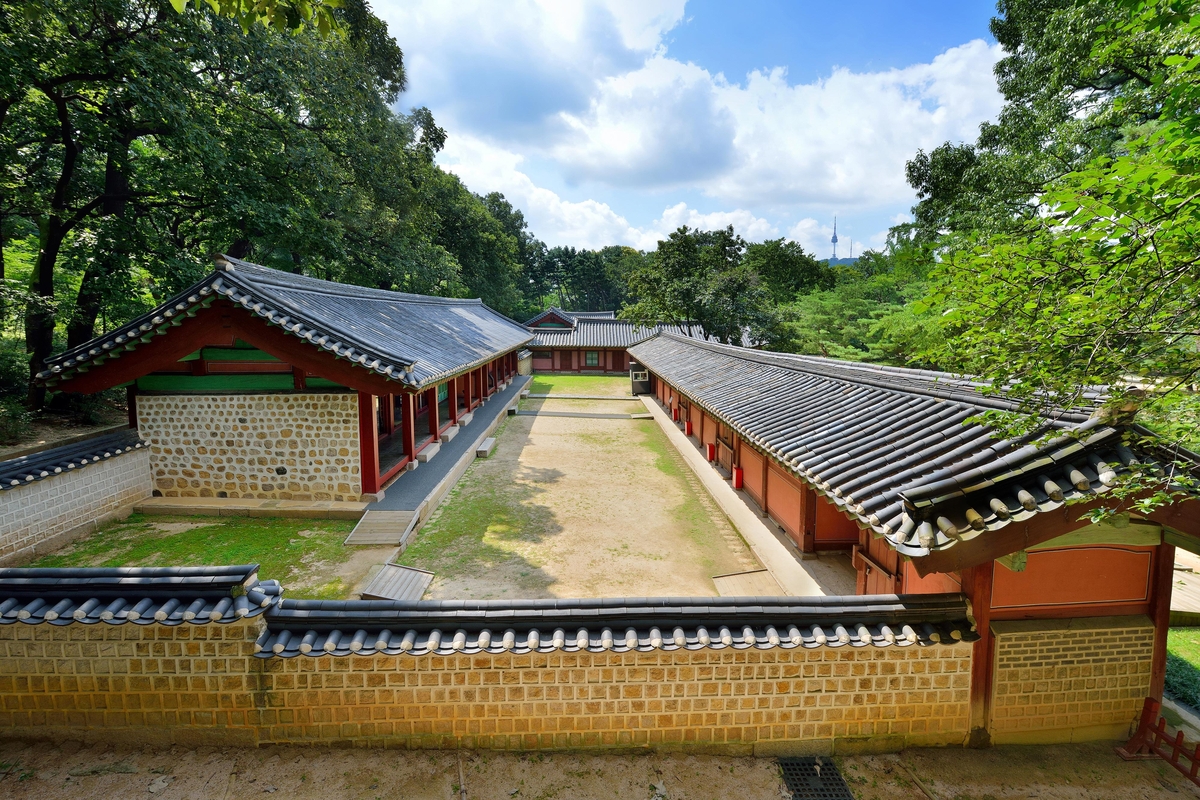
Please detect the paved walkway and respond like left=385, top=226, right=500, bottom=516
left=515, top=410, right=651, bottom=420
left=373, top=376, right=529, bottom=512
left=640, top=395, right=853, bottom=597
left=525, top=394, right=641, bottom=401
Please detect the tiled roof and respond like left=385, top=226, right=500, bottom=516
left=524, top=308, right=616, bottom=326
left=0, top=428, right=146, bottom=491
left=253, top=594, right=977, bottom=657
left=628, top=333, right=1199, bottom=558
left=37, top=258, right=533, bottom=391
left=529, top=319, right=717, bottom=349
left=0, top=565, right=280, bottom=626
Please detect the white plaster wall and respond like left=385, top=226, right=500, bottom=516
left=0, top=448, right=151, bottom=563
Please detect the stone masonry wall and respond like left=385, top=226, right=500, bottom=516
left=989, top=616, right=1153, bottom=743
left=0, top=448, right=151, bottom=565
left=137, top=392, right=361, bottom=502
left=0, top=620, right=973, bottom=753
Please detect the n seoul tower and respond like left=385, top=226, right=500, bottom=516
left=831, top=217, right=838, bottom=260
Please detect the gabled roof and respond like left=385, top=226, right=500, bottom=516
left=38, top=257, right=533, bottom=391
left=0, top=428, right=146, bottom=491
left=529, top=318, right=714, bottom=349
left=0, top=565, right=280, bottom=626
left=629, top=333, right=1199, bottom=561
left=524, top=307, right=616, bottom=327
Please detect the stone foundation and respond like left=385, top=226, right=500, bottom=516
left=137, top=392, right=361, bottom=502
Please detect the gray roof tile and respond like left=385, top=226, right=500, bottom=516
left=0, top=429, right=146, bottom=491
left=38, top=258, right=533, bottom=391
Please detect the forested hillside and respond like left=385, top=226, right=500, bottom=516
left=0, top=0, right=545, bottom=414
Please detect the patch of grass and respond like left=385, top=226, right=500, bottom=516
left=31, top=513, right=358, bottom=599
left=529, top=373, right=630, bottom=396
left=1167, top=628, right=1200, bottom=709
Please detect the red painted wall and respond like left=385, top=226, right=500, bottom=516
left=741, top=446, right=765, bottom=507
left=990, top=545, right=1156, bottom=618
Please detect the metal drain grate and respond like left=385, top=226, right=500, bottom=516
left=778, top=757, right=855, bottom=799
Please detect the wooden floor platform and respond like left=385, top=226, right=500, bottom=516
left=344, top=509, right=421, bottom=546
left=360, top=563, right=434, bottom=601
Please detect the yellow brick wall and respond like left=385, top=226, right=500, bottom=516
left=0, top=620, right=972, bottom=752
left=989, top=616, right=1153, bottom=743
left=137, top=392, right=362, bottom=501
left=0, top=619, right=264, bottom=746
left=256, top=647, right=971, bottom=752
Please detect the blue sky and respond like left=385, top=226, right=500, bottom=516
left=373, top=1, right=1002, bottom=255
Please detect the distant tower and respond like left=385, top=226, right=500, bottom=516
left=831, top=218, right=838, bottom=260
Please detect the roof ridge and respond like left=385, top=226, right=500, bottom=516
left=222, top=257, right=485, bottom=306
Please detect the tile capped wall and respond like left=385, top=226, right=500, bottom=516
left=989, top=616, right=1153, bottom=742
left=0, top=448, right=151, bottom=563
left=137, top=393, right=361, bottom=501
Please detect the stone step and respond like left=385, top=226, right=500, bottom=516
left=344, top=509, right=420, bottom=545
left=457, top=411, right=475, bottom=428
left=360, top=563, right=433, bottom=601
left=416, top=442, right=441, bottom=463
left=476, top=437, right=497, bottom=458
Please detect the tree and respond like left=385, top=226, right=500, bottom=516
left=742, top=238, right=834, bottom=303
left=919, top=0, right=1200, bottom=460
left=622, top=226, right=775, bottom=345
left=906, top=0, right=1174, bottom=240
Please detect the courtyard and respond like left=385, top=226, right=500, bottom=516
left=400, top=374, right=764, bottom=599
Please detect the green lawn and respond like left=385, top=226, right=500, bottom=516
left=1167, top=628, right=1200, bottom=709
left=31, top=513, right=364, bottom=599
left=529, top=372, right=631, bottom=396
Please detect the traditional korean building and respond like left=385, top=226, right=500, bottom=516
left=629, top=332, right=1200, bottom=746
left=35, top=257, right=532, bottom=501
left=524, top=307, right=720, bottom=374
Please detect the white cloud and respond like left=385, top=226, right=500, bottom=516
left=377, top=1, right=1004, bottom=246
left=442, top=135, right=776, bottom=249
left=787, top=219, right=834, bottom=257
left=554, top=39, right=1003, bottom=206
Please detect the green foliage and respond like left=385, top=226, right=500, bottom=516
left=1, top=0, right=533, bottom=400
left=0, top=396, right=32, bottom=444
left=622, top=226, right=780, bottom=346
left=743, top=238, right=835, bottom=303
left=1167, top=629, right=1200, bottom=710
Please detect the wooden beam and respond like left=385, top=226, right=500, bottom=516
left=964, top=563, right=994, bottom=747
left=912, top=494, right=1176, bottom=575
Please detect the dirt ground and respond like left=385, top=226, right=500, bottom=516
left=402, top=381, right=760, bottom=599
left=1, top=740, right=1195, bottom=800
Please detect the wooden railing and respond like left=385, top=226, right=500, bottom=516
left=1117, top=697, right=1200, bottom=786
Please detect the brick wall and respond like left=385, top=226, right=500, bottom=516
left=137, top=392, right=361, bottom=501
left=989, top=616, right=1153, bottom=744
left=0, top=620, right=972, bottom=753
left=0, top=618, right=263, bottom=746
left=0, top=448, right=151, bottom=565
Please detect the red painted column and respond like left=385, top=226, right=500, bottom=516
left=401, top=391, right=416, bottom=460
left=1151, top=543, right=1177, bottom=700
left=382, top=394, right=395, bottom=436
left=358, top=391, right=380, bottom=494
left=126, top=386, right=138, bottom=429
left=426, top=386, right=440, bottom=438
left=800, top=486, right=817, bottom=553
left=449, top=376, right=459, bottom=425
left=964, top=563, right=995, bottom=747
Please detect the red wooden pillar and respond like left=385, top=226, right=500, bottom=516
left=964, top=562, right=994, bottom=747
left=800, top=486, right=817, bottom=553
left=400, top=391, right=416, bottom=461
left=358, top=391, right=380, bottom=494
left=1151, top=543, right=1177, bottom=700
left=426, top=386, right=440, bottom=438
left=126, top=386, right=138, bottom=429
left=382, top=394, right=395, bottom=436
left=449, top=376, right=459, bottom=425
